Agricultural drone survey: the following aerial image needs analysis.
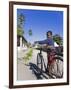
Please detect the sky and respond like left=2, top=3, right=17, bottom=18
left=17, top=9, right=63, bottom=44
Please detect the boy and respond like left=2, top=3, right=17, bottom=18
left=35, top=31, right=54, bottom=46
left=35, top=31, right=57, bottom=74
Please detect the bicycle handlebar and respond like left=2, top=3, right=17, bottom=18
left=36, top=47, right=63, bottom=56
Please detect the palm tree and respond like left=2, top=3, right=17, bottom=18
left=17, top=13, right=25, bottom=36
left=28, top=29, right=33, bottom=47
left=53, top=34, right=63, bottom=45
left=28, top=29, right=32, bottom=36
left=17, top=27, right=24, bottom=36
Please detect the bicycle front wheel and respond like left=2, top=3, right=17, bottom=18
left=37, top=53, right=43, bottom=72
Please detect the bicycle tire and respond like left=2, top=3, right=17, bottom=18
left=37, top=53, right=43, bottom=73
left=49, top=56, right=63, bottom=78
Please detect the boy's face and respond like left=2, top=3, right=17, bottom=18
left=47, top=32, right=52, bottom=38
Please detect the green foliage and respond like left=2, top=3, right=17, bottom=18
left=53, top=34, right=63, bottom=45
left=17, top=13, right=25, bottom=36
left=17, top=13, right=25, bottom=27
left=28, top=29, right=32, bottom=36
left=17, top=27, right=24, bottom=36
left=23, top=48, right=33, bottom=63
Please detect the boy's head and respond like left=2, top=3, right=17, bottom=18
left=46, top=31, right=52, bottom=38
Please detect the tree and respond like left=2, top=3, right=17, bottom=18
left=17, top=27, right=24, bottom=36
left=28, top=29, right=33, bottom=47
left=28, top=29, right=32, bottom=36
left=17, top=13, right=25, bottom=36
left=53, top=34, right=63, bottom=45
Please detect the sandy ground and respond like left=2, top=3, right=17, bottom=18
left=17, top=49, right=47, bottom=80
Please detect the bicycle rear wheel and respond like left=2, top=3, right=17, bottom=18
left=49, top=56, right=63, bottom=78
left=56, top=57, right=63, bottom=78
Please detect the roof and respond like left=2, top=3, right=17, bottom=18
left=17, top=35, right=27, bottom=43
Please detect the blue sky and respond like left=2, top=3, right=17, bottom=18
left=17, top=9, right=63, bottom=44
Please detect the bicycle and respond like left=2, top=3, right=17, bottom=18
left=36, top=46, right=63, bottom=79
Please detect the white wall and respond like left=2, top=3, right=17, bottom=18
left=0, top=0, right=71, bottom=90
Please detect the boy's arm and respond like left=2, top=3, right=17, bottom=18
left=35, top=39, right=47, bottom=44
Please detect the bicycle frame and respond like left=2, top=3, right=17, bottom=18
left=36, top=47, right=63, bottom=78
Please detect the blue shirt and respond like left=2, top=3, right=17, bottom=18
left=37, top=38, right=54, bottom=46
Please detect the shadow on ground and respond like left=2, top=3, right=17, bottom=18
left=25, top=62, right=50, bottom=79
left=25, top=62, right=63, bottom=79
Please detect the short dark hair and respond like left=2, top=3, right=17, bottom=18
left=47, top=31, right=52, bottom=36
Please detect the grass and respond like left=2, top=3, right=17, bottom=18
left=23, top=48, right=33, bottom=63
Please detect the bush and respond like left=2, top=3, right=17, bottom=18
left=23, top=48, right=33, bottom=63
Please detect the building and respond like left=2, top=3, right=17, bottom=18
left=17, top=35, right=28, bottom=51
